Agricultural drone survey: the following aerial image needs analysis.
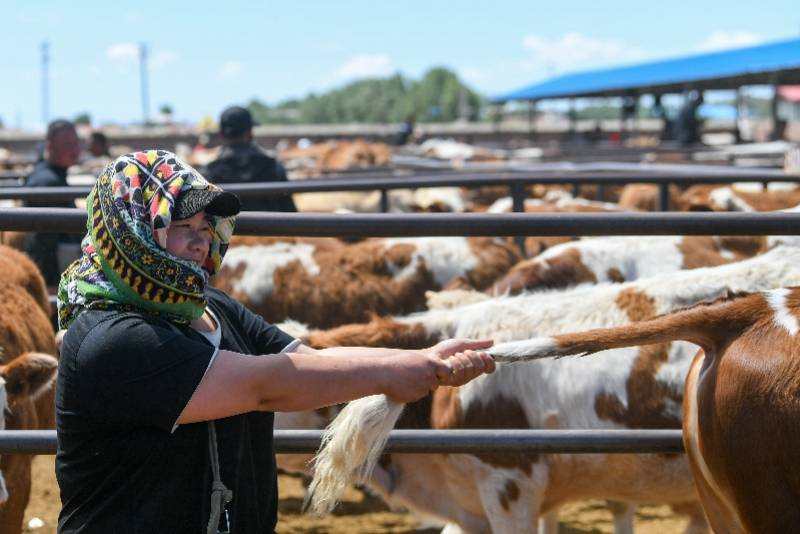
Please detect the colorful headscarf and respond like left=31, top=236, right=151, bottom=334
left=57, top=150, right=236, bottom=329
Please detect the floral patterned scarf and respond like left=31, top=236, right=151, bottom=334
left=57, top=150, right=235, bottom=329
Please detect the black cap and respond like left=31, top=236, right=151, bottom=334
left=219, top=106, right=255, bottom=138
left=174, top=189, right=241, bottom=220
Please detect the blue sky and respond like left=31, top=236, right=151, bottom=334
left=2, top=0, right=798, bottom=130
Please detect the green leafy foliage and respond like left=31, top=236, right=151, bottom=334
left=73, top=112, right=91, bottom=125
left=248, top=67, right=484, bottom=124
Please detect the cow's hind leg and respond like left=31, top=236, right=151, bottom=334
left=606, top=500, right=634, bottom=534
left=475, top=473, right=540, bottom=534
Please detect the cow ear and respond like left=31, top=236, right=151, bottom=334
left=0, top=352, right=58, bottom=400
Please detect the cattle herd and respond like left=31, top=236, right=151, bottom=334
left=3, top=175, right=800, bottom=533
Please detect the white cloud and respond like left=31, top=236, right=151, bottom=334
left=106, top=42, right=139, bottom=63
left=695, top=31, right=763, bottom=52
left=335, top=54, right=392, bottom=79
left=522, top=32, right=647, bottom=75
left=219, top=61, right=244, bottom=81
left=151, top=50, right=178, bottom=69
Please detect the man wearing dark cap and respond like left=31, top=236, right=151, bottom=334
left=202, top=106, right=297, bottom=212
left=24, top=119, right=83, bottom=286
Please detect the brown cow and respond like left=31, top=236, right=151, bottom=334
left=0, top=245, right=51, bottom=315
left=618, top=184, right=684, bottom=211
left=490, top=285, right=800, bottom=532
left=213, top=236, right=521, bottom=328
left=0, top=282, right=58, bottom=534
left=0, top=353, right=59, bottom=505
left=280, top=139, right=392, bottom=175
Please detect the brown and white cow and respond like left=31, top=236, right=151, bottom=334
left=214, top=236, right=521, bottom=328
left=490, top=234, right=800, bottom=296
left=486, top=193, right=634, bottom=257
left=0, top=282, right=59, bottom=534
left=490, top=285, right=800, bottom=533
left=302, top=246, right=800, bottom=532
left=678, top=183, right=800, bottom=212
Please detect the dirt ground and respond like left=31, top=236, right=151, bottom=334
left=23, top=455, right=690, bottom=533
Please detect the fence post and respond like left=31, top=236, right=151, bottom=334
left=380, top=189, right=389, bottom=213
left=510, top=183, right=527, bottom=255
left=658, top=182, right=671, bottom=211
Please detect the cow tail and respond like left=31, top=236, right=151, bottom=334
left=489, top=293, right=759, bottom=362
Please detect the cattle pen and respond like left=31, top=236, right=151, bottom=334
left=3, top=167, right=800, bottom=534
left=0, top=162, right=796, bottom=213
left=2, top=160, right=800, bottom=457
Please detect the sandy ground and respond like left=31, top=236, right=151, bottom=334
left=23, top=455, right=690, bottom=533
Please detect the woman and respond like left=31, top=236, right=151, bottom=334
left=55, top=150, right=494, bottom=534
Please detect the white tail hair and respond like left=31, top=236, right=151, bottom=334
left=305, top=395, right=405, bottom=514
left=304, top=342, right=565, bottom=515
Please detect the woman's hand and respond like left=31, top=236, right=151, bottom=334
left=425, top=338, right=496, bottom=386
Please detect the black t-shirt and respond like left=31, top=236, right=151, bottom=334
left=202, top=143, right=297, bottom=213
left=56, top=287, right=296, bottom=534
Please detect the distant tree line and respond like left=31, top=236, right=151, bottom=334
left=247, top=67, right=483, bottom=125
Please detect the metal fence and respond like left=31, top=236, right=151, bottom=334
left=2, top=208, right=800, bottom=236
left=0, top=176, right=798, bottom=456
left=1, top=166, right=797, bottom=212
left=0, top=429, right=684, bottom=455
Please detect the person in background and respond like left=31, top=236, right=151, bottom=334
left=203, top=106, right=297, bottom=212
left=87, top=131, right=111, bottom=159
left=24, top=119, right=82, bottom=286
left=674, top=91, right=704, bottom=146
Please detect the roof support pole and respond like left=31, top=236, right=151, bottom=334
left=734, top=87, right=743, bottom=143
left=569, top=99, right=576, bottom=142
left=770, top=74, right=782, bottom=141
left=528, top=100, right=537, bottom=142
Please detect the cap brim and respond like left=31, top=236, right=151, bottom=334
left=205, top=191, right=241, bottom=217
left=174, top=189, right=241, bottom=220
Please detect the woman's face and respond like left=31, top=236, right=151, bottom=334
left=165, top=211, right=212, bottom=265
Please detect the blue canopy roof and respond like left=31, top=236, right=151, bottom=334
left=495, top=37, right=800, bottom=103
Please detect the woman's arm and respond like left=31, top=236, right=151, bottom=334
left=176, top=345, right=494, bottom=424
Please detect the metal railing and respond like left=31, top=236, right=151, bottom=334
left=0, top=430, right=684, bottom=455
left=1, top=167, right=797, bottom=212
left=2, top=208, right=800, bottom=236
left=0, top=200, right=796, bottom=457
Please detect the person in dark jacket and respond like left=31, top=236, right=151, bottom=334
left=24, top=119, right=83, bottom=286
left=203, top=106, right=297, bottom=212
left=55, top=150, right=494, bottom=533
left=674, top=91, right=704, bottom=146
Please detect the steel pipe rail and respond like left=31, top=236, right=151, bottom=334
left=0, top=170, right=798, bottom=203
left=0, top=429, right=684, bottom=455
left=3, top=208, right=800, bottom=236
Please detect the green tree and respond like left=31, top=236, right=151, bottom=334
left=73, top=112, right=91, bottom=125
left=247, top=68, right=483, bottom=124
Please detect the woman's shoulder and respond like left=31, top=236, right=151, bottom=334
left=206, top=286, right=242, bottom=313
left=63, top=308, right=181, bottom=358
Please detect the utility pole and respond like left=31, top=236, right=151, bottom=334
left=41, top=41, right=49, bottom=126
left=139, top=43, right=150, bottom=126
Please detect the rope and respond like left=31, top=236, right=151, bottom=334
left=206, top=421, right=233, bottom=534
